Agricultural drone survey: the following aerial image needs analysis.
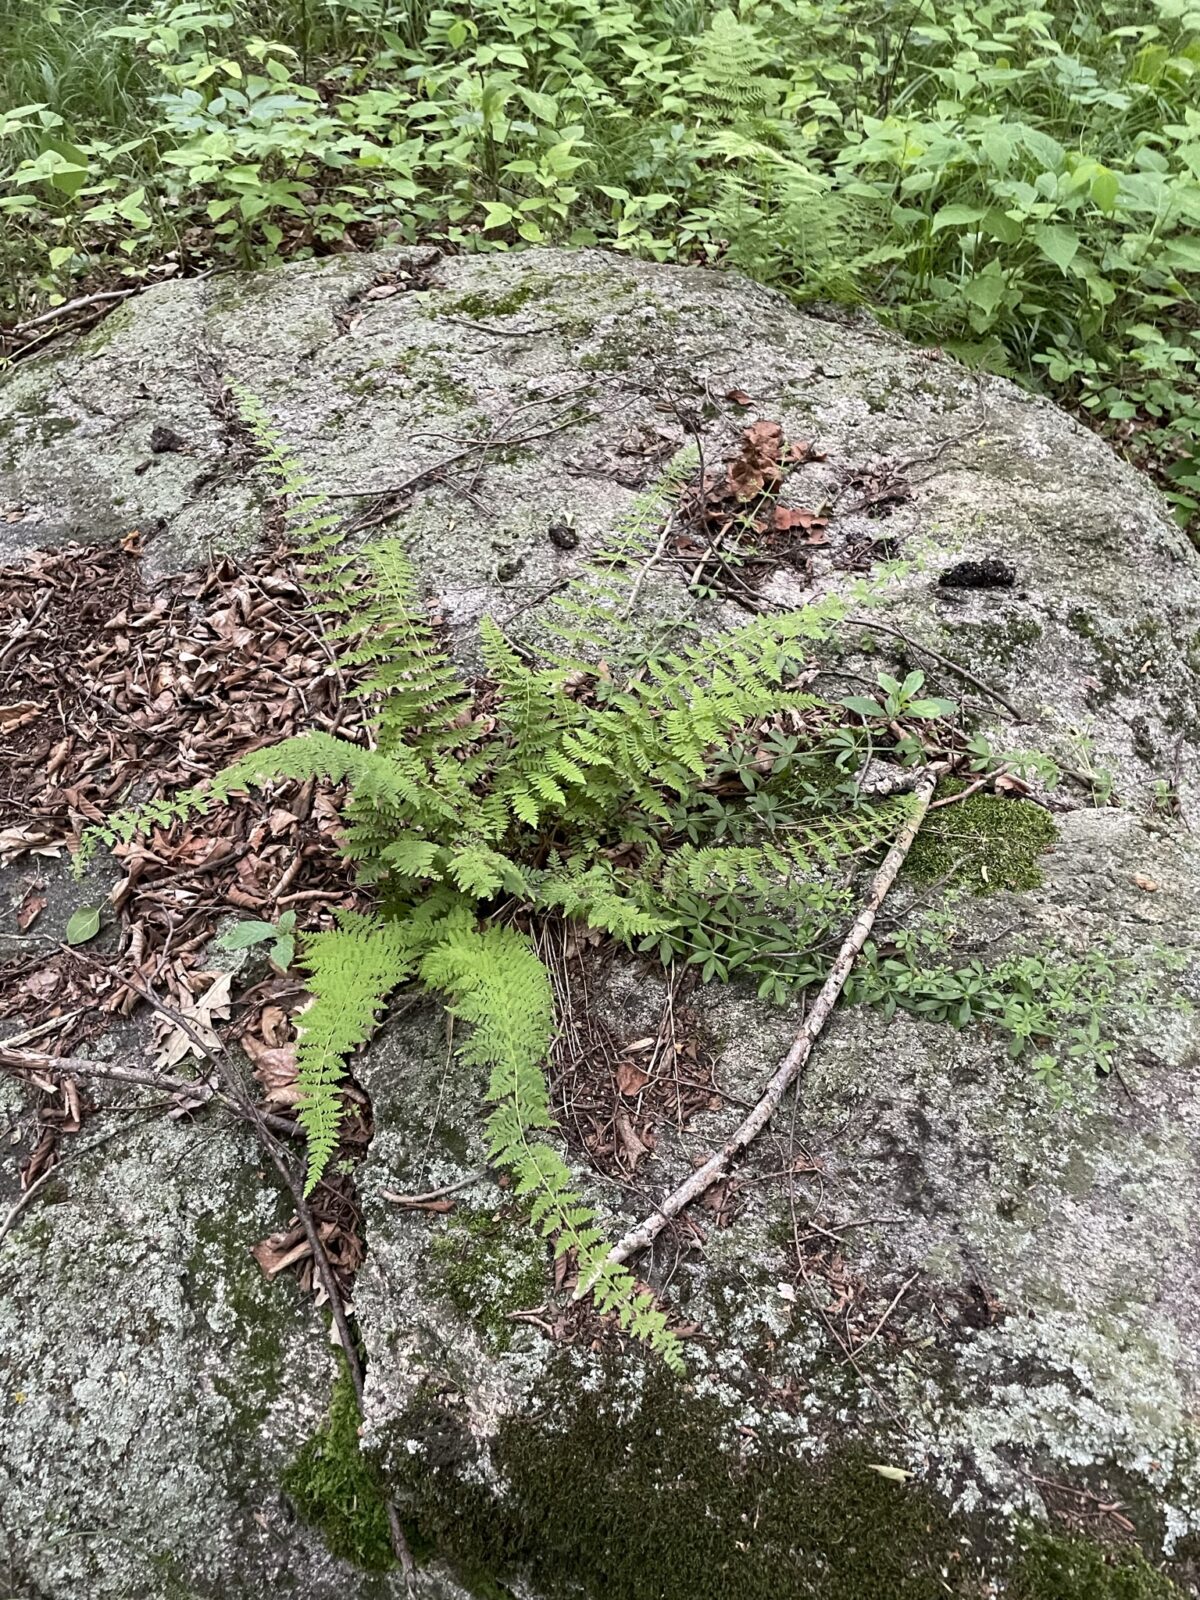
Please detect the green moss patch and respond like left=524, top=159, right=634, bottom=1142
left=390, top=1373, right=1188, bottom=1600
left=940, top=616, right=1043, bottom=673
left=905, top=786, right=1058, bottom=894
left=429, top=1205, right=548, bottom=1351
left=395, top=1374, right=982, bottom=1599
left=1013, top=1532, right=1182, bottom=1599
left=282, top=1357, right=395, bottom=1573
left=438, top=282, right=540, bottom=318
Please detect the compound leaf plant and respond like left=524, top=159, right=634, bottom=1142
left=85, top=395, right=982, bottom=1371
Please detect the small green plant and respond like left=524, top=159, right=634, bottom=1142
left=215, top=907, right=297, bottom=970
left=848, top=912, right=1178, bottom=1103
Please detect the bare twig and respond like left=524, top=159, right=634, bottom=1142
left=0, top=1048, right=297, bottom=1138
left=854, top=1270, right=918, bottom=1353
left=926, top=770, right=1005, bottom=811
left=328, top=408, right=595, bottom=501
left=606, top=763, right=945, bottom=1267
left=0, top=1123, right=132, bottom=1248
left=851, top=616, right=1022, bottom=719
left=622, top=513, right=675, bottom=618
left=383, top=1172, right=486, bottom=1206
left=11, top=286, right=143, bottom=335
left=0, top=1163, right=61, bottom=1247
left=439, top=316, right=557, bottom=339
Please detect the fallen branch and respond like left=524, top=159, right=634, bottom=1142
left=383, top=1172, right=486, bottom=1206
left=0, top=1123, right=133, bottom=1249
left=0, top=1046, right=297, bottom=1137
left=606, top=763, right=944, bottom=1267
left=11, top=285, right=144, bottom=335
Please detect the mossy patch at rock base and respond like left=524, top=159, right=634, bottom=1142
left=389, top=1370, right=1189, bottom=1600
left=283, top=1356, right=396, bottom=1574
left=1013, top=1532, right=1183, bottom=1600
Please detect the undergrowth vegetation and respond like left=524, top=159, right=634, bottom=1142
left=2, top=0, right=1200, bottom=521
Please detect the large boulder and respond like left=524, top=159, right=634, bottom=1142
left=2, top=246, right=1199, bottom=1598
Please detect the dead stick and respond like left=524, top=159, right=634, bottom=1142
left=0, top=1048, right=297, bottom=1137
left=605, top=763, right=944, bottom=1267
left=383, top=1172, right=486, bottom=1205
left=10, top=285, right=143, bottom=334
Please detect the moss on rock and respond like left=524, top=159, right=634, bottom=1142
left=392, top=1371, right=986, bottom=1599
left=1012, top=1532, right=1182, bottom=1599
left=438, top=283, right=541, bottom=319
left=905, top=786, right=1058, bottom=894
left=387, top=1370, right=1191, bottom=1600
left=282, top=1356, right=395, bottom=1573
left=429, top=1206, right=548, bottom=1351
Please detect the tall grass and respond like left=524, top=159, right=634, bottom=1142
left=0, top=0, right=148, bottom=134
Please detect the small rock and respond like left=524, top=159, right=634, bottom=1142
left=149, top=423, right=189, bottom=455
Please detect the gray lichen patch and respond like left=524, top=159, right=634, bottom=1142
left=0, top=1107, right=399, bottom=1599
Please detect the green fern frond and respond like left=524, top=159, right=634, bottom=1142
left=231, top=386, right=474, bottom=760
left=682, top=8, right=780, bottom=113
left=336, top=539, right=474, bottom=757
left=420, top=923, right=683, bottom=1372
left=295, top=911, right=430, bottom=1191
left=531, top=855, right=674, bottom=941
left=659, top=799, right=918, bottom=898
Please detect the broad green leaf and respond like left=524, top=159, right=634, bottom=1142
left=481, top=201, right=515, bottom=231
left=1033, top=223, right=1081, bottom=274
left=963, top=264, right=1006, bottom=316
left=1089, top=167, right=1120, bottom=212
left=840, top=695, right=886, bottom=718
left=65, top=905, right=102, bottom=946
left=908, top=697, right=958, bottom=719
left=931, top=204, right=986, bottom=233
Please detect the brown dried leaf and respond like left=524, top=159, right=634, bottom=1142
left=16, top=891, right=46, bottom=931
left=615, top=1060, right=650, bottom=1097
left=250, top=1226, right=310, bottom=1278
left=0, top=701, right=42, bottom=731
left=614, top=1109, right=651, bottom=1172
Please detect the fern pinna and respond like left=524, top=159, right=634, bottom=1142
left=88, top=395, right=940, bottom=1372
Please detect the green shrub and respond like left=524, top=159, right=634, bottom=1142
left=3, top=0, right=1198, bottom=523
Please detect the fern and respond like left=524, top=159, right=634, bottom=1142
left=91, top=395, right=959, bottom=1371
left=682, top=9, right=781, bottom=114
left=420, top=921, right=684, bottom=1373
left=295, top=911, right=427, bottom=1191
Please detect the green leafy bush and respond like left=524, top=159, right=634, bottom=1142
left=3, top=0, right=1199, bottom=522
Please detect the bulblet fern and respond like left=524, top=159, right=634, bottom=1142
left=88, top=393, right=940, bottom=1371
